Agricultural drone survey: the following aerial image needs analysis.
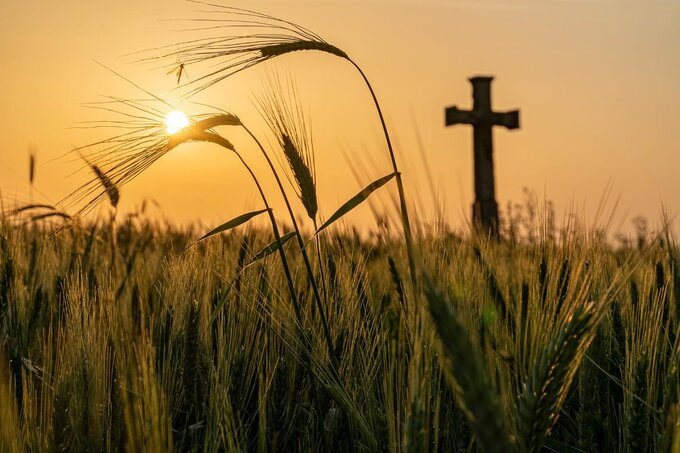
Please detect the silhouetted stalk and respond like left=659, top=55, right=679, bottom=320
left=190, top=132, right=303, bottom=328
left=313, top=219, right=329, bottom=306
left=241, top=124, right=338, bottom=371
left=346, top=58, right=418, bottom=293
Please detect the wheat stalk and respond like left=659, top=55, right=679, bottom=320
left=248, top=73, right=343, bottom=373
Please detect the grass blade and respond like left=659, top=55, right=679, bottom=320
left=31, top=212, right=72, bottom=222
left=190, top=209, right=269, bottom=247
left=314, top=172, right=396, bottom=237
left=246, top=231, right=296, bottom=267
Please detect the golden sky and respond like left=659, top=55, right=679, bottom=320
left=1, top=0, right=679, bottom=236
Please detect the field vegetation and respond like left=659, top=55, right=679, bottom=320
left=1, top=4, right=679, bottom=452
left=1, top=209, right=678, bottom=452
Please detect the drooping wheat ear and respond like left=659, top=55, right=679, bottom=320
left=515, top=303, right=600, bottom=453
left=167, top=113, right=241, bottom=152
left=183, top=112, right=241, bottom=132
left=64, top=97, right=172, bottom=216
left=136, top=3, right=348, bottom=96
left=424, top=274, right=515, bottom=453
left=259, top=40, right=347, bottom=59
left=257, top=75, right=317, bottom=221
left=65, top=94, right=238, bottom=217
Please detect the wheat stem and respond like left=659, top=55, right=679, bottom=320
left=346, top=58, right=418, bottom=294
left=313, top=218, right=329, bottom=307
left=241, top=124, right=338, bottom=371
left=181, top=130, right=304, bottom=329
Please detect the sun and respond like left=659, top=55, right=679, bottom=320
left=165, top=110, right=189, bottom=134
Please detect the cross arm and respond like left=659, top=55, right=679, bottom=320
left=445, top=106, right=475, bottom=126
left=491, top=110, right=520, bottom=129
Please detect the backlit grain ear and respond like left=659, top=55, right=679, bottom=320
left=256, top=74, right=318, bottom=222
left=281, top=134, right=317, bottom=221
left=135, top=4, right=418, bottom=290
left=259, top=40, right=347, bottom=59
left=28, top=148, right=36, bottom=186
left=136, top=7, right=350, bottom=96
left=89, top=162, right=120, bottom=209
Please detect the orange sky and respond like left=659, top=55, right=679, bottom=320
left=1, top=0, right=679, bottom=237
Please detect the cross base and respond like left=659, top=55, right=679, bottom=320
left=472, top=199, right=499, bottom=237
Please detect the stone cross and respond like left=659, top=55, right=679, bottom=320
left=445, top=76, right=520, bottom=237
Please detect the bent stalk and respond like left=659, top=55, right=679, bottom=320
left=183, top=131, right=305, bottom=329
left=241, top=124, right=338, bottom=371
left=346, top=57, right=418, bottom=293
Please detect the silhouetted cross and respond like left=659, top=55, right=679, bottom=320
left=445, top=76, right=520, bottom=237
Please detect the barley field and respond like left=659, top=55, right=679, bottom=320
left=0, top=211, right=678, bottom=452
left=2, top=4, right=679, bottom=452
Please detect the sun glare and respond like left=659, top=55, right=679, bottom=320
left=165, top=110, right=189, bottom=134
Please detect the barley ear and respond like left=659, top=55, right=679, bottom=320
left=256, top=75, right=318, bottom=221
left=259, top=40, right=348, bottom=59
left=424, top=274, right=515, bottom=453
left=78, top=151, right=120, bottom=209
left=167, top=114, right=239, bottom=152
left=28, top=148, right=36, bottom=185
left=90, top=163, right=120, bottom=209
left=515, top=304, right=599, bottom=453
left=282, top=134, right=317, bottom=220
left=190, top=113, right=241, bottom=130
